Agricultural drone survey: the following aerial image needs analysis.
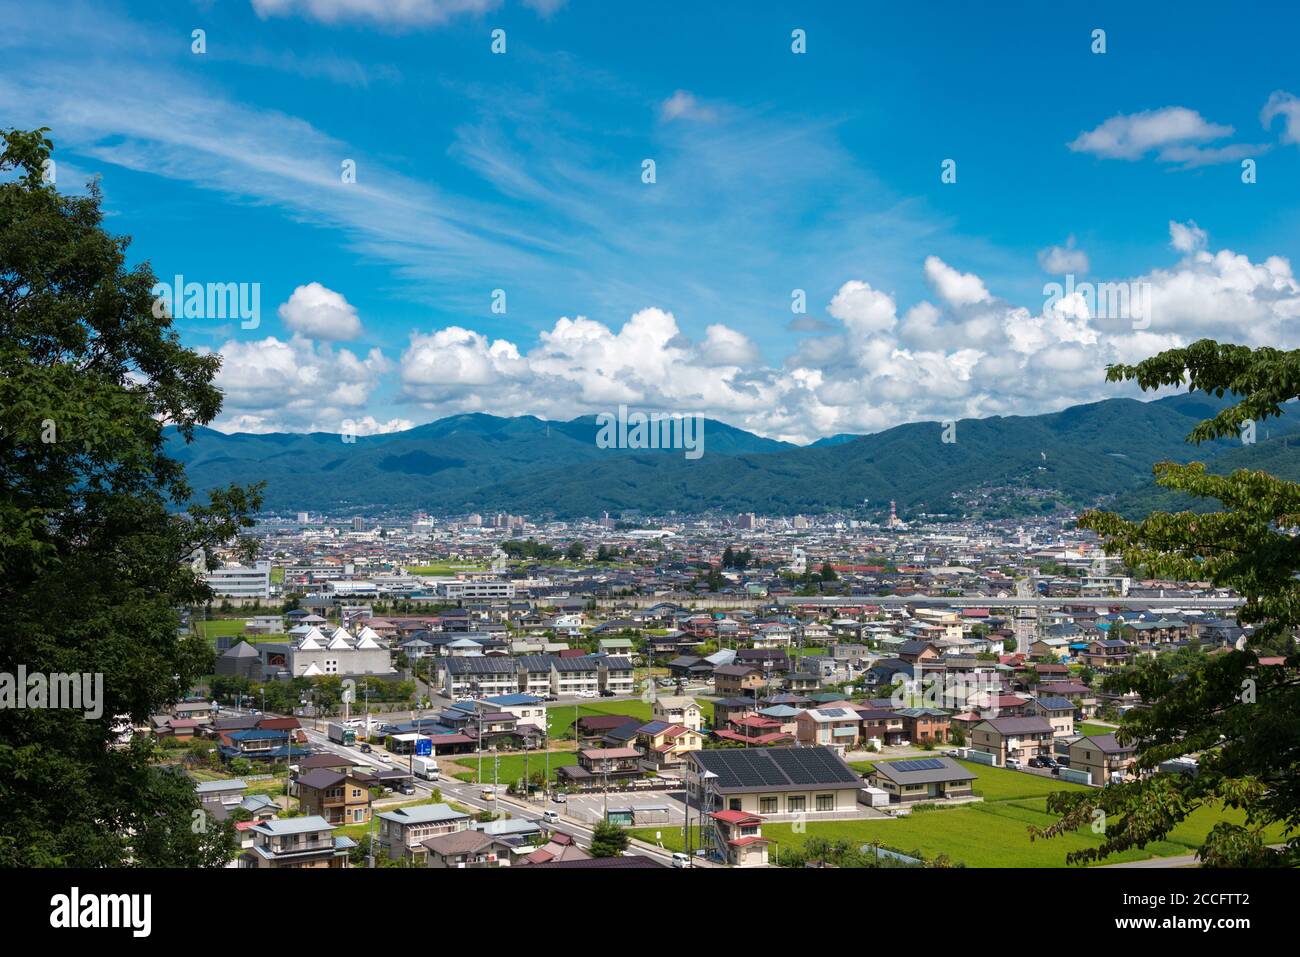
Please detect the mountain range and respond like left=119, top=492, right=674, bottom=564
left=166, top=394, right=1300, bottom=520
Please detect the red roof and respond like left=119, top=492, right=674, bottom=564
left=711, top=810, right=763, bottom=826
left=728, top=836, right=770, bottom=847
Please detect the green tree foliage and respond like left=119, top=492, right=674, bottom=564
left=590, top=819, right=630, bottom=857
left=1032, top=340, right=1300, bottom=867
left=0, top=129, right=259, bottom=866
left=565, top=540, right=584, bottom=561
left=501, top=538, right=559, bottom=560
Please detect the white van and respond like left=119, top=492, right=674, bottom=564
left=671, top=852, right=690, bottom=868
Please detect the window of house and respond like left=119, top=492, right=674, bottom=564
left=816, top=794, right=834, bottom=811
left=787, top=795, right=806, bottom=813
left=759, top=796, right=778, bottom=814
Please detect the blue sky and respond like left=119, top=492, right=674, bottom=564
left=4, top=0, right=1300, bottom=441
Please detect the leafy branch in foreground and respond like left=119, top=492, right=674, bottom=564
left=1029, top=340, right=1300, bottom=867
left=0, top=128, right=261, bottom=866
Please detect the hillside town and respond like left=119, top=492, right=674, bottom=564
left=145, top=508, right=1264, bottom=869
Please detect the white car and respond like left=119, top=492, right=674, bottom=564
left=671, top=853, right=690, bottom=868
left=543, top=810, right=560, bottom=822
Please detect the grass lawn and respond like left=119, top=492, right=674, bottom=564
left=406, top=564, right=486, bottom=575
left=447, top=750, right=579, bottom=786
left=629, top=760, right=1292, bottom=867
left=545, top=697, right=713, bottom=739
left=1079, top=722, right=1120, bottom=738
left=194, top=618, right=250, bottom=640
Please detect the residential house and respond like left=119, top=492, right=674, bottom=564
left=556, top=747, right=643, bottom=790
left=869, top=756, right=976, bottom=803
left=422, top=830, right=514, bottom=868
left=635, top=721, right=704, bottom=771
left=892, top=707, right=950, bottom=744
left=377, top=803, right=471, bottom=863
left=795, top=707, right=861, bottom=750
left=295, top=769, right=372, bottom=827
left=970, top=716, right=1055, bottom=766
left=713, top=664, right=766, bottom=698
left=1028, top=695, right=1077, bottom=737
left=239, top=816, right=352, bottom=869
left=1070, top=733, right=1138, bottom=786
left=652, top=695, right=704, bottom=732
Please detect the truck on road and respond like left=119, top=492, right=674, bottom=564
left=327, top=722, right=356, bottom=746
left=411, top=756, right=440, bottom=781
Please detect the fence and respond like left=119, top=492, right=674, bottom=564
left=1057, top=767, right=1093, bottom=786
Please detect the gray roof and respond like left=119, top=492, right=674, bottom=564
left=871, top=756, right=976, bottom=786
left=378, top=802, right=469, bottom=826
left=252, top=816, right=333, bottom=836
left=979, top=716, right=1054, bottom=735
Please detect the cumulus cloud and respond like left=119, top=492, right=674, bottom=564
left=1169, top=220, right=1208, bottom=253
left=923, top=256, right=991, bottom=306
left=211, top=334, right=390, bottom=432
left=216, top=231, right=1300, bottom=444
left=277, top=282, right=363, bottom=340
left=1068, top=106, right=1252, bottom=165
left=828, top=280, right=898, bottom=334
left=1038, top=237, right=1090, bottom=274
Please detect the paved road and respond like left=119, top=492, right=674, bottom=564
left=297, top=725, right=682, bottom=866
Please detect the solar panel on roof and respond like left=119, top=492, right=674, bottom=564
left=891, top=758, right=946, bottom=773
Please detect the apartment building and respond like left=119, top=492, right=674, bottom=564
left=204, top=561, right=272, bottom=604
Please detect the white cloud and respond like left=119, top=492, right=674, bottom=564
left=1261, top=90, right=1300, bottom=145
left=374, top=232, right=1300, bottom=443
left=1038, top=237, right=1090, bottom=274
left=1069, top=106, right=1237, bottom=163
left=249, top=0, right=499, bottom=28
left=211, top=335, right=390, bottom=432
left=660, top=90, right=718, bottom=123
left=827, top=280, right=898, bottom=335
left=1169, top=220, right=1208, bottom=253
left=277, top=282, right=363, bottom=340
left=924, top=256, right=991, bottom=306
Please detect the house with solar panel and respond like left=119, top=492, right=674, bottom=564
left=634, top=720, right=704, bottom=771
left=684, top=746, right=864, bottom=819
left=794, top=706, right=862, bottom=751
left=868, top=757, right=977, bottom=804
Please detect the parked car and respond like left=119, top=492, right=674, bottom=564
left=1006, top=758, right=1023, bottom=770
left=398, top=782, right=416, bottom=795
left=552, top=792, right=566, bottom=803
left=599, top=690, right=615, bottom=697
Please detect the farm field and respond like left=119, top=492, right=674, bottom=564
left=545, top=697, right=712, bottom=738
left=631, top=760, right=1291, bottom=866
left=446, top=750, right=579, bottom=786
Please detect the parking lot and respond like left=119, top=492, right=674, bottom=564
left=558, top=786, right=692, bottom=828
